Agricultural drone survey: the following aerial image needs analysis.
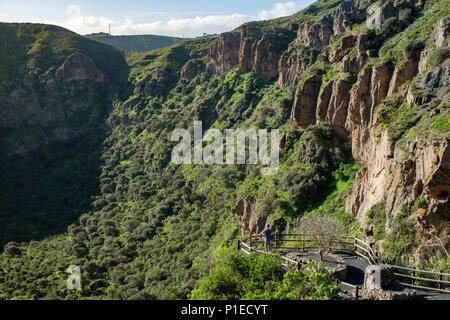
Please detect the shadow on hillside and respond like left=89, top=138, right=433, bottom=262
left=0, top=128, right=107, bottom=250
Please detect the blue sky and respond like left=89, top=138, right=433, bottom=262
left=0, top=0, right=315, bottom=37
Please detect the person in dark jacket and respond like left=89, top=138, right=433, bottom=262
left=260, top=224, right=273, bottom=253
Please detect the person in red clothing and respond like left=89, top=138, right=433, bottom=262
left=259, top=224, right=273, bottom=253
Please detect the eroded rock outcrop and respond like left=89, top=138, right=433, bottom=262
left=296, top=22, right=333, bottom=48
left=434, top=17, right=450, bottom=48
left=237, top=27, right=263, bottom=74
left=180, top=59, right=204, bottom=81
left=345, top=60, right=450, bottom=258
left=291, top=73, right=322, bottom=129
left=333, top=33, right=379, bottom=74
left=207, top=27, right=292, bottom=81
left=346, top=62, right=395, bottom=158
left=252, top=31, right=290, bottom=81
left=347, top=133, right=450, bottom=255
left=277, top=48, right=306, bottom=88
left=236, top=198, right=268, bottom=236
left=0, top=52, right=113, bottom=156
left=329, top=35, right=358, bottom=64
left=56, top=52, right=109, bottom=83
left=207, top=32, right=241, bottom=75
left=388, top=43, right=423, bottom=96
left=316, top=75, right=352, bottom=135
left=417, top=140, right=450, bottom=242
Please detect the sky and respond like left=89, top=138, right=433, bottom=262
left=0, top=0, right=315, bottom=37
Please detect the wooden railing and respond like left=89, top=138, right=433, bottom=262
left=339, top=281, right=361, bottom=300
left=386, top=264, right=450, bottom=293
left=238, top=235, right=301, bottom=270
left=353, top=237, right=380, bottom=265
left=238, top=234, right=377, bottom=264
left=238, top=233, right=450, bottom=294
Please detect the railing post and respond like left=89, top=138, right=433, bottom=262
left=439, top=273, right=443, bottom=290
left=276, top=233, right=279, bottom=248
left=355, top=286, right=359, bottom=301
left=412, top=270, right=416, bottom=286
left=353, top=237, right=357, bottom=253
left=237, top=240, right=241, bottom=251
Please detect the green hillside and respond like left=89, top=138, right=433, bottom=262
left=86, top=33, right=188, bottom=52
left=0, top=23, right=129, bottom=82
left=0, top=0, right=449, bottom=301
left=0, top=23, right=129, bottom=248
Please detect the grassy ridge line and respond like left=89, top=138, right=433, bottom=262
left=0, top=23, right=129, bottom=83
left=86, top=33, right=189, bottom=53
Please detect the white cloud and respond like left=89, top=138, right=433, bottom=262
left=136, top=11, right=223, bottom=18
left=46, top=5, right=113, bottom=35
left=256, top=2, right=301, bottom=20
left=113, top=13, right=252, bottom=37
left=49, top=2, right=304, bottom=37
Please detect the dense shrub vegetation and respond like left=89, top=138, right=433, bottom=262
left=0, top=0, right=448, bottom=300
left=190, top=248, right=339, bottom=300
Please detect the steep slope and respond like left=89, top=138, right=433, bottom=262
left=86, top=33, right=188, bottom=52
left=284, top=0, right=450, bottom=263
left=0, top=0, right=448, bottom=300
left=0, top=23, right=129, bottom=156
left=0, top=23, right=129, bottom=247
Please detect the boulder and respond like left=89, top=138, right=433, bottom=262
left=236, top=198, right=268, bottom=236
left=57, top=52, right=109, bottom=83
left=180, top=59, right=203, bottom=81
left=434, top=17, right=450, bottom=48
left=296, top=22, right=333, bottom=48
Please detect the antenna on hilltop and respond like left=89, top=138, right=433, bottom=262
left=109, top=24, right=111, bottom=35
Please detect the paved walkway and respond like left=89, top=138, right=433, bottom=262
left=335, top=252, right=450, bottom=300
left=277, top=249, right=450, bottom=300
left=241, top=239, right=450, bottom=300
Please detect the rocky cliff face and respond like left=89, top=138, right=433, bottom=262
left=207, top=26, right=294, bottom=81
left=0, top=52, right=116, bottom=156
left=0, top=23, right=128, bottom=157
left=57, top=52, right=109, bottom=83
left=220, top=0, right=449, bottom=259
left=236, top=198, right=268, bottom=236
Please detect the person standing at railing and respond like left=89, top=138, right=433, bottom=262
left=259, top=224, right=273, bottom=253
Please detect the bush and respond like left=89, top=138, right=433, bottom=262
left=365, top=202, right=386, bottom=240
left=383, top=204, right=419, bottom=262
left=4, top=242, right=22, bottom=256
left=273, top=262, right=339, bottom=300
left=429, top=47, right=450, bottom=67
left=297, top=215, right=346, bottom=261
left=431, top=115, right=450, bottom=133
left=381, top=17, right=400, bottom=37
left=402, top=40, right=425, bottom=59
left=399, top=8, right=413, bottom=26
left=190, top=248, right=339, bottom=300
left=280, top=166, right=327, bottom=214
